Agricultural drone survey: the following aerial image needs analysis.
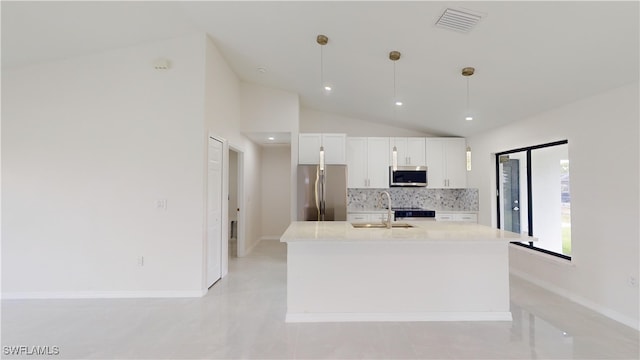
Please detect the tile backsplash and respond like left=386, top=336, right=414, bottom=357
left=347, top=188, right=479, bottom=212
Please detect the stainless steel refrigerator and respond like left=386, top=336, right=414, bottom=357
left=297, top=164, right=347, bottom=221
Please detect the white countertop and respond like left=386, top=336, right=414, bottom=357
left=280, top=221, right=536, bottom=243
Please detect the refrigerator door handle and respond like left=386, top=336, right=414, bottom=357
left=314, top=167, right=321, bottom=219
left=319, top=170, right=326, bottom=221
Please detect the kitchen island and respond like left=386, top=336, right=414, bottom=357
left=280, top=221, right=535, bottom=323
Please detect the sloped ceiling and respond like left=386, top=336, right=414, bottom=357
left=2, top=1, right=638, bottom=137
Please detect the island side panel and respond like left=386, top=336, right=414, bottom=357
left=286, top=241, right=510, bottom=322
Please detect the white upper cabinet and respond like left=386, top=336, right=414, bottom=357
left=346, top=137, right=367, bottom=188
left=347, top=137, right=389, bottom=188
left=390, top=138, right=426, bottom=166
left=367, top=137, right=390, bottom=188
left=425, top=137, right=467, bottom=188
left=298, top=133, right=346, bottom=164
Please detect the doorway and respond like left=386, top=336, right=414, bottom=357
left=228, top=149, right=239, bottom=258
left=207, top=137, right=223, bottom=288
left=501, top=158, right=521, bottom=233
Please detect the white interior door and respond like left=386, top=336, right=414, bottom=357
left=207, top=137, right=223, bottom=287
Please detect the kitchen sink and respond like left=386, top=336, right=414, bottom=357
left=351, top=223, right=414, bottom=229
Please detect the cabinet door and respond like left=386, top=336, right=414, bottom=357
left=347, top=213, right=370, bottom=222
left=435, top=212, right=455, bottom=221
left=406, top=138, right=426, bottom=166
left=456, top=213, right=477, bottom=222
left=322, top=133, right=346, bottom=164
left=298, top=133, right=322, bottom=164
left=367, top=137, right=390, bottom=188
left=426, top=138, right=445, bottom=188
left=370, top=212, right=390, bottom=223
left=390, top=138, right=408, bottom=166
left=346, top=137, right=368, bottom=188
left=444, top=138, right=467, bottom=188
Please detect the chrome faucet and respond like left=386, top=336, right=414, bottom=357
left=382, top=191, right=392, bottom=229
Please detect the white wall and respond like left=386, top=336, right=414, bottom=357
left=2, top=33, right=208, bottom=297
left=260, top=145, right=292, bottom=238
left=241, top=83, right=299, bottom=133
left=203, top=36, right=263, bottom=258
left=240, top=82, right=300, bottom=224
left=300, top=108, right=433, bottom=137
left=467, top=82, right=640, bottom=329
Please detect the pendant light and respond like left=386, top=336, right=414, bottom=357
left=316, top=34, right=329, bottom=172
left=466, top=146, right=472, bottom=171
left=390, top=51, right=402, bottom=171
left=462, top=67, right=475, bottom=121
left=319, top=145, right=325, bottom=171
left=317, top=35, right=331, bottom=93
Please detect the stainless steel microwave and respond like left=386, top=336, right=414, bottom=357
left=389, top=166, right=428, bottom=187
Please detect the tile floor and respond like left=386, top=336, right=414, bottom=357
left=2, top=240, right=639, bottom=359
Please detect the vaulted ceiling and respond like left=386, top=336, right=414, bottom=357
left=3, top=1, right=638, bottom=137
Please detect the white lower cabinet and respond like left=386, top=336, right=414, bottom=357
left=435, top=212, right=478, bottom=223
left=347, top=212, right=391, bottom=223
left=347, top=213, right=369, bottom=222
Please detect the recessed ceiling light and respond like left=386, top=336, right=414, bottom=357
left=465, top=116, right=473, bottom=121
left=267, top=136, right=275, bottom=141
left=257, top=67, right=267, bottom=74
left=395, top=101, right=403, bottom=106
left=324, top=85, right=332, bottom=92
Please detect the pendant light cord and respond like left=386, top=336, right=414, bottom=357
left=466, top=77, right=470, bottom=110
left=320, top=45, right=324, bottom=89
left=393, top=61, right=397, bottom=101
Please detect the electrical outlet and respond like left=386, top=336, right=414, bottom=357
left=628, top=275, right=638, bottom=287
left=155, top=199, right=167, bottom=210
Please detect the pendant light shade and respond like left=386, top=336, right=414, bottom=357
left=319, top=146, right=325, bottom=171
left=392, top=145, right=398, bottom=171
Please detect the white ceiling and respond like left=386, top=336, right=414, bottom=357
left=2, top=1, right=638, bottom=137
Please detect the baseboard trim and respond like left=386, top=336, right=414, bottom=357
left=1, top=290, right=207, bottom=300
left=510, top=269, right=640, bottom=331
left=285, top=311, right=513, bottom=323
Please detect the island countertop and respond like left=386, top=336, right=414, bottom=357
left=280, top=221, right=536, bottom=243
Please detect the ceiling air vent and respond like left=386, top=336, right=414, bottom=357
left=435, top=8, right=483, bottom=33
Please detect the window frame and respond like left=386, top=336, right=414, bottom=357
left=495, top=140, right=571, bottom=261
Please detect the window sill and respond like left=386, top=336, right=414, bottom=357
left=509, top=242, right=575, bottom=267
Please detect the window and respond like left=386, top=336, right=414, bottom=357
left=496, top=140, right=571, bottom=260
